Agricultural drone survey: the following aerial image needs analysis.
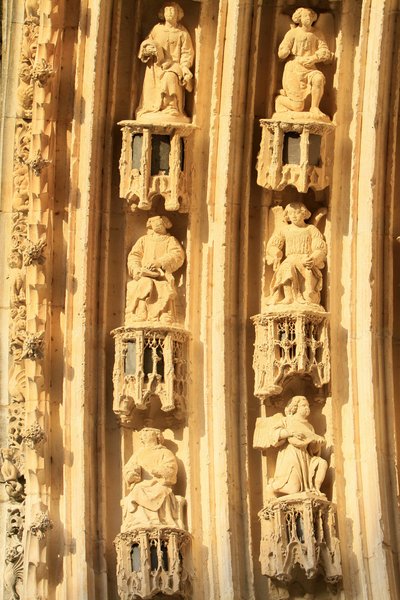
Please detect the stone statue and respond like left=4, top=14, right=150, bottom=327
left=256, top=396, right=327, bottom=497
left=265, top=202, right=327, bottom=307
left=125, top=215, right=185, bottom=325
left=274, top=8, right=333, bottom=121
left=136, top=2, right=194, bottom=123
left=121, top=428, right=183, bottom=530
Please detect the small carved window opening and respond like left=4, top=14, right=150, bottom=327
left=130, top=543, right=141, bottom=572
left=295, top=511, right=305, bottom=543
left=132, top=134, right=143, bottom=171
left=161, top=540, right=169, bottom=571
left=309, top=134, right=322, bottom=167
left=125, top=341, right=137, bottom=375
left=143, top=337, right=165, bottom=381
left=150, top=540, right=159, bottom=571
left=151, top=135, right=171, bottom=175
left=282, top=132, right=301, bottom=165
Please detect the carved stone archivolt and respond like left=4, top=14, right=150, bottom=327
left=115, top=428, right=191, bottom=599
left=119, top=121, right=195, bottom=212
left=4, top=0, right=62, bottom=597
left=112, top=326, right=188, bottom=424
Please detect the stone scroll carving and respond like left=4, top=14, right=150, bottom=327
left=115, top=428, right=191, bottom=599
left=274, top=8, right=333, bottom=123
left=252, top=204, right=330, bottom=397
left=254, top=397, right=342, bottom=595
left=136, top=3, right=194, bottom=124
left=125, top=216, right=185, bottom=326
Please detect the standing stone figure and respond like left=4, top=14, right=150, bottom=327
left=125, top=215, right=185, bottom=325
left=266, top=202, right=327, bottom=307
left=274, top=7, right=333, bottom=121
left=121, top=428, right=183, bottom=531
left=259, top=396, right=327, bottom=497
left=136, top=2, right=194, bottom=122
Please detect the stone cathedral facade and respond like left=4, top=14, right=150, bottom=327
left=0, top=1, right=399, bottom=599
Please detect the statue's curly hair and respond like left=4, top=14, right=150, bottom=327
left=285, top=395, right=309, bottom=416
left=283, top=201, right=311, bottom=223
left=292, top=7, right=318, bottom=25
left=158, top=2, right=184, bottom=22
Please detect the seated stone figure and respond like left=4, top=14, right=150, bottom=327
left=121, top=428, right=184, bottom=531
left=274, top=7, right=333, bottom=121
left=256, top=396, right=327, bottom=497
left=136, top=2, right=194, bottom=122
left=266, top=202, right=327, bottom=307
left=125, top=215, right=185, bottom=325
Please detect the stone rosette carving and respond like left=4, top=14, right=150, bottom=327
left=22, top=422, right=46, bottom=449
left=29, top=511, right=53, bottom=540
left=136, top=2, right=194, bottom=124
left=112, top=326, right=188, bottom=423
left=115, top=428, right=191, bottom=599
left=31, top=57, right=54, bottom=87
left=27, top=149, right=50, bottom=176
left=274, top=8, right=333, bottom=123
left=21, top=331, right=45, bottom=360
left=119, top=121, right=194, bottom=212
left=22, top=237, right=47, bottom=266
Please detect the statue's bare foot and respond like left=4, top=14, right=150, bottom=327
left=310, top=107, right=328, bottom=120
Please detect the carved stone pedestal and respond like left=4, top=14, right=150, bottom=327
left=257, top=119, right=334, bottom=193
left=259, top=494, right=342, bottom=594
left=115, top=527, right=191, bottom=599
left=112, top=326, right=188, bottom=424
left=252, top=307, right=330, bottom=398
left=119, top=121, right=195, bottom=212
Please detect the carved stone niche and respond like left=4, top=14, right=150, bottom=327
left=114, top=527, right=191, bottom=600
left=252, top=307, right=330, bottom=399
left=119, top=121, right=195, bottom=213
left=256, top=119, right=335, bottom=193
left=112, top=326, right=188, bottom=424
left=258, top=496, right=342, bottom=596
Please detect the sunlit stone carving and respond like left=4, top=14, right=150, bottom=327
left=274, top=8, right=333, bottom=123
left=252, top=309, right=330, bottom=398
left=115, top=428, right=191, bottom=599
left=136, top=3, right=194, bottom=123
left=254, top=397, right=341, bottom=593
left=254, top=396, right=327, bottom=497
left=125, top=216, right=185, bottom=326
left=119, top=121, right=194, bottom=212
left=257, top=119, right=334, bottom=193
left=265, top=203, right=327, bottom=308
left=257, top=8, right=335, bottom=193
left=258, top=496, right=342, bottom=595
left=252, top=204, right=330, bottom=397
left=112, top=326, right=188, bottom=423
